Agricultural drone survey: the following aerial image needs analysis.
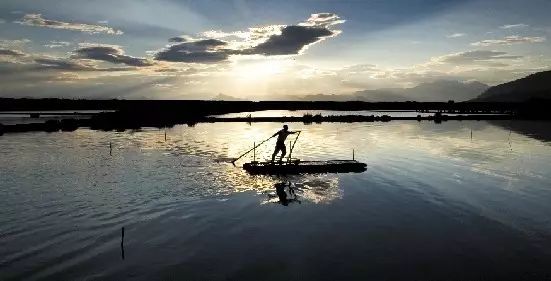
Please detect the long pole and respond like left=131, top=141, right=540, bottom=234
left=231, top=135, right=274, bottom=165
left=287, top=131, right=301, bottom=162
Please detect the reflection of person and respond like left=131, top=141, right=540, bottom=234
left=274, top=182, right=300, bottom=206
left=271, top=125, right=297, bottom=163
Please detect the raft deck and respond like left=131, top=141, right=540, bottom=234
left=243, top=160, right=367, bottom=175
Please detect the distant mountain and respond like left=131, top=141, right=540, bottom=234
left=288, top=80, right=488, bottom=102
left=211, top=80, right=490, bottom=102
left=354, top=80, right=489, bottom=102
left=211, top=93, right=244, bottom=101
left=474, top=70, right=551, bottom=102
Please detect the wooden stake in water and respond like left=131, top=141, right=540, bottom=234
left=109, top=142, right=112, bottom=156
left=164, top=130, right=167, bottom=141
left=353, top=149, right=355, bottom=160
left=121, top=226, right=125, bottom=260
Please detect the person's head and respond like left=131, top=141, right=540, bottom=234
left=283, top=125, right=288, bottom=131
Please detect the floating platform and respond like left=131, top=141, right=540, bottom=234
left=243, top=160, right=367, bottom=175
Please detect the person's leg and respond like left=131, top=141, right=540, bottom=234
left=279, top=145, right=286, bottom=162
left=272, top=145, right=281, bottom=162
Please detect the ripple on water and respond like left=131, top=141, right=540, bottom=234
left=1, top=121, right=551, bottom=280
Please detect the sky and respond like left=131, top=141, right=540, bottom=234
left=0, top=0, right=550, bottom=100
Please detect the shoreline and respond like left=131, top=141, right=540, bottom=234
left=0, top=113, right=520, bottom=135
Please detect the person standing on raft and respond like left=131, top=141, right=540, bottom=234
left=271, top=125, right=298, bottom=163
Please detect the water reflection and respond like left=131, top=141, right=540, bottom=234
left=1, top=120, right=551, bottom=280
left=489, top=120, right=551, bottom=143
left=266, top=182, right=301, bottom=206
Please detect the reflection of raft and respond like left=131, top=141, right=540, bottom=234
left=243, top=160, right=367, bottom=175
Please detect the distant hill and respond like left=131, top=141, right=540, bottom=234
left=354, top=80, right=489, bottom=102
left=211, top=93, right=244, bottom=101
left=208, top=80, right=490, bottom=102
left=293, top=80, right=488, bottom=102
left=474, top=70, right=551, bottom=102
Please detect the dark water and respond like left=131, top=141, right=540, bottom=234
left=1, top=121, right=551, bottom=280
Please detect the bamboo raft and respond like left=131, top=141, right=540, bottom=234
left=243, top=159, right=367, bottom=175
left=234, top=131, right=366, bottom=175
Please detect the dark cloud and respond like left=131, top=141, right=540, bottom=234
left=154, top=13, right=343, bottom=63
left=15, top=14, right=123, bottom=35
left=72, top=45, right=153, bottom=67
left=34, top=57, right=93, bottom=70
left=244, top=25, right=334, bottom=56
left=168, top=36, right=190, bottom=43
left=33, top=57, right=131, bottom=71
left=0, top=48, right=25, bottom=56
left=154, top=39, right=230, bottom=63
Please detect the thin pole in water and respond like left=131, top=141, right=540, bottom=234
left=109, top=142, right=112, bottom=156
left=121, top=227, right=125, bottom=260
left=353, top=149, right=355, bottom=160
left=253, top=142, right=256, bottom=162
left=288, top=140, right=292, bottom=162
left=164, top=130, right=167, bottom=141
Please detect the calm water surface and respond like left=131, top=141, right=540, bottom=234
left=1, top=121, right=551, bottom=280
left=215, top=109, right=439, bottom=118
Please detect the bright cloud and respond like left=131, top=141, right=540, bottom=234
left=499, top=23, right=529, bottom=29
left=44, top=41, right=72, bottom=48
left=447, top=33, right=466, bottom=38
left=15, top=14, right=123, bottom=35
left=471, top=36, right=546, bottom=46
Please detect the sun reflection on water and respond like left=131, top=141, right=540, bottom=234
left=47, top=120, right=551, bottom=205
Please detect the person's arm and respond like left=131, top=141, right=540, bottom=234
left=272, top=131, right=280, bottom=138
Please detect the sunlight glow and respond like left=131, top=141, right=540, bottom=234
left=232, top=58, right=291, bottom=81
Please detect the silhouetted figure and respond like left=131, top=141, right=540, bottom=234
left=274, top=182, right=300, bottom=206
left=271, top=125, right=297, bottom=163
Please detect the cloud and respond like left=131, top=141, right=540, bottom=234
left=299, top=13, right=346, bottom=27
left=0, top=19, right=6, bottom=24
left=44, top=41, right=72, bottom=48
left=243, top=25, right=335, bottom=56
left=154, top=39, right=231, bottom=63
left=15, top=14, right=123, bottom=35
left=0, top=39, right=31, bottom=48
left=33, top=56, right=132, bottom=72
left=243, top=13, right=343, bottom=56
left=72, top=44, right=154, bottom=67
left=154, top=13, right=343, bottom=63
left=34, top=57, right=96, bottom=70
left=447, top=33, right=466, bottom=38
left=430, top=50, right=522, bottom=66
left=168, top=35, right=194, bottom=43
left=0, top=48, right=28, bottom=63
left=470, top=35, right=546, bottom=46
left=0, top=49, right=25, bottom=56
left=500, top=24, right=529, bottom=29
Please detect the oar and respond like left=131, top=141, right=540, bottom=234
left=230, top=135, right=274, bottom=166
